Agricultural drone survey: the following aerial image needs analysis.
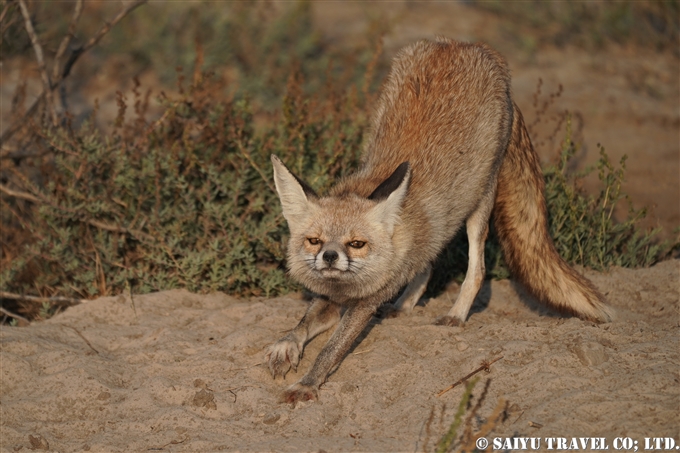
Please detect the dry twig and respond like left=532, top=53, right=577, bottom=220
left=17, top=0, right=57, bottom=125
left=437, top=356, right=503, bottom=397
left=52, top=0, right=84, bottom=82
left=0, top=306, right=30, bottom=325
left=62, top=0, right=147, bottom=79
left=0, top=182, right=39, bottom=203
left=147, top=435, right=189, bottom=451
left=0, top=0, right=148, bottom=147
left=0, top=290, right=88, bottom=306
left=0, top=2, right=14, bottom=36
left=63, top=325, right=99, bottom=354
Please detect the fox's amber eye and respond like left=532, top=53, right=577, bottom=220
left=307, top=238, right=322, bottom=246
left=348, top=240, right=366, bottom=249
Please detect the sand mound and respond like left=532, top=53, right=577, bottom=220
left=2, top=260, right=678, bottom=452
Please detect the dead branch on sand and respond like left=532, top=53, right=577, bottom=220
left=437, top=356, right=504, bottom=397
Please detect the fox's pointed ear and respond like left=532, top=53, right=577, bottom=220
left=271, top=155, right=318, bottom=230
left=368, top=162, right=410, bottom=235
left=368, top=162, right=411, bottom=201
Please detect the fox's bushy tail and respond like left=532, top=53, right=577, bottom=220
left=493, top=104, right=613, bottom=322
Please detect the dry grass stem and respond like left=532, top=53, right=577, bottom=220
left=63, top=325, right=99, bottom=354
left=437, top=356, right=503, bottom=397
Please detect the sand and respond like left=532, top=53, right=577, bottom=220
left=2, top=259, right=678, bottom=452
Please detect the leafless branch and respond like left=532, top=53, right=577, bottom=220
left=0, top=92, right=43, bottom=146
left=52, top=0, right=84, bottom=82
left=0, top=1, right=19, bottom=53
left=0, top=1, right=13, bottom=27
left=0, top=306, right=30, bottom=325
left=0, top=290, right=89, bottom=306
left=61, top=0, right=147, bottom=80
left=17, top=0, right=57, bottom=126
left=0, top=0, right=148, bottom=147
left=0, top=182, right=40, bottom=203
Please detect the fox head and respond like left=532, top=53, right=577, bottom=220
left=271, top=155, right=410, bottom=300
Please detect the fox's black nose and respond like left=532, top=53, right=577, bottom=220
left=322, top=250, right=339, bottom=264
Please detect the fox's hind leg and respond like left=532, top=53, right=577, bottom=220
left=382, top=264, right=432, bottom=318
left=265, top=298, right=341, bottom=378
left=395, top=264, right=433, bottom=313
left=437, top=189, right=495, bottom=327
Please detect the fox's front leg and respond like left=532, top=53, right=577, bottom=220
left=282, top=304, right=375, bottom=405
left=265, top=298, right=341, bottom=378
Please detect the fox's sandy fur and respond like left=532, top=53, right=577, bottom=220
left=266, top=38, right=612, bottom=405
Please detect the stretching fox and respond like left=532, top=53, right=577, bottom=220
left=266, top=38, right=613, bottom=404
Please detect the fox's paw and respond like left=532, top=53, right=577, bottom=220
left=434, top=315, right=464, bottom=327
left=265, top=337, right=301, bottom=379
left=281, top=382, right=318, bottom=406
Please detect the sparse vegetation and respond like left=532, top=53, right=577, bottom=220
left=424, top=378, right=507, bottom=453
left=544, top=122, right=665, bottom=270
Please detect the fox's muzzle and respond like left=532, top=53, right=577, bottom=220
left=314, top=244, right=349, bottom=272
left=322, top=250, right=339, bottom=265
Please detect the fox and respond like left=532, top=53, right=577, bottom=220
left=265, top=37, right=613, bottom=405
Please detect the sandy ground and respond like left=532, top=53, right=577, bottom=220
left=2, top=259, right=678, bottom=452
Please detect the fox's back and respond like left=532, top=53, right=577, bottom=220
left=332, top=38, right=514, bottom=257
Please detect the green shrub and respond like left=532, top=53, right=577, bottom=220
left=0, top=68, right=368, bottom=299
left=544, top=118, right=665, bottom=270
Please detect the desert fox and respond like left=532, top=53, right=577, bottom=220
left=266, top=38, right=613, bottom=405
